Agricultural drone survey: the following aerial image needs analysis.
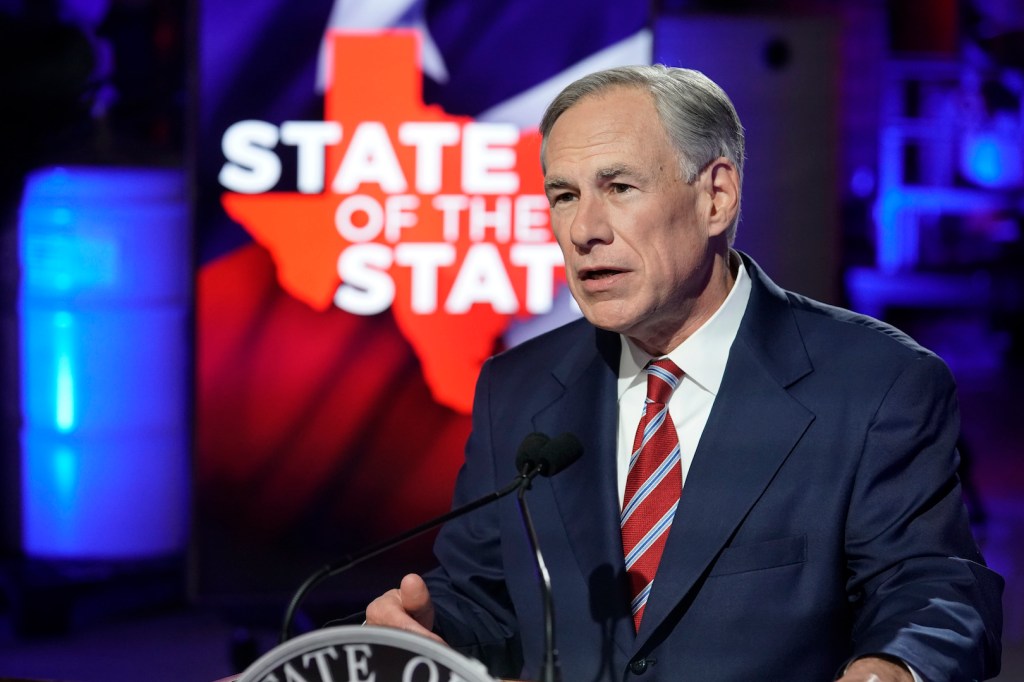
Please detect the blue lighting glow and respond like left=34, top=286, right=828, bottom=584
left=966, top=137, right=1006, bottom=186
left=54, top=312, right=76, bottom=433
left=19, top=166, right=190, bottom=559
left=960, top=119, right=1024, bottom=189
left=52, top=446, right=78, bottom=508
left=52, top=207, right=72, bottom=225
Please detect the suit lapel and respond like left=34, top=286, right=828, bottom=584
left=531, top=328, right=638, bottom=654
left=634, top=255, right=816, bottom=647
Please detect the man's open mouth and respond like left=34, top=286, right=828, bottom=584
left=581, top=268, right=624, bottom=280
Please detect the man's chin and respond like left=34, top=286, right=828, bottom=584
left=576, top=305, right=635, bottom=336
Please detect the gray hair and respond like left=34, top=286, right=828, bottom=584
left=539, top=64, right=745, bottom=242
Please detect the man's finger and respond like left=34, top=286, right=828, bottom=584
left=398, top=573, right=435, bottom=629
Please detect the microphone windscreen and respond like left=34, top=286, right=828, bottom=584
left=537, top=432, right=583, bottom=477
left=515, top=432, right=551, bottom=472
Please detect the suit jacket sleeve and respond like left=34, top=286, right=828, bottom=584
left=843, top=353, right=1003, bottom=680
left=422, top=358, right=525, bottom=678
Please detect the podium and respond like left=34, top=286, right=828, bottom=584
left=232, top=625, right=496, bottom=682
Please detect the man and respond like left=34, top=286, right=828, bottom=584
left=366, top=65, right=1003, bottom=681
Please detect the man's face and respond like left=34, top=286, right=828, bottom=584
left=543, top=87, right=720, bottom=354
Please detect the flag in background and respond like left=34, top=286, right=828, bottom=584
left=196, top=0, right=650, bottom=600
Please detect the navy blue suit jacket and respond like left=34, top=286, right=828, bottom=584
left=424, top=253, right=1003, bottom=681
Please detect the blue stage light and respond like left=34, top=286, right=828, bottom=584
left=960, top=117, right=1023, bottom=189
left=18, top=166, right=191, bottom=559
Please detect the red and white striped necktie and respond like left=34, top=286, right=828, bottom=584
left=620, top=358, right=684, bottom=630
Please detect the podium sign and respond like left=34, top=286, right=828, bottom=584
left=238, top=625, right=496, bottom=682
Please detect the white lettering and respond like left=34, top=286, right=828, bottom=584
left=335, top=195, right=384, bottom=243
left=335, top=244, right=394, bottom=315
left=468, top=196, right=512, bottom=243
left=511, top=243, right=564, bottom=314
left=395, top=243, right=456, bottom=314
left=342, top=644, right=375, bottom=682
left=513, top=194, right=551, bottom=242
left=281, top=121, right=342, bottom=194
left=384, top=194, right=420, bottom=243
left=432, top=195, right=548, bottom=244
left=399, top=122, right=460, bottom=194
left=462, top=123, right=519, bottom=194
left=333, top=122, right=407, bottom=193
left=446, top=243, right=517, bottom=314
left=432, top=194, right=470, bottom=242
left=302, top=647, right=340, bottom=682
left=219, top=120, right=281, bottom=193
left=331, top=242, right=563, bottom=316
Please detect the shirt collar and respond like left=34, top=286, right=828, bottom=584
left=617, top=255, right=752, bottom=398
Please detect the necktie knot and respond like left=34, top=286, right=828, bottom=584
left=645, top=358, right=683, bottom=406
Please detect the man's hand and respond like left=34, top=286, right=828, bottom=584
left=365, top=573, right=445, bottom=644
left=838, top=656, right=914, bottom=682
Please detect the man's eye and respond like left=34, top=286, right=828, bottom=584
left=610, top=183, right=632, bottom=194
left=551, top=193, right=575, bottom=205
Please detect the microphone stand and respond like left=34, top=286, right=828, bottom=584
left=516, top=466, right=560, bottom=682
left=280, top=468, right=539, bottom=643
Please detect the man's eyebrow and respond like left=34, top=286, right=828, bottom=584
left=597, top=164, right=653, bottom=184
left=543, top=176, right=575, bottom=193
left=544, top=165, right=646, bottom=193
left=595, top=164, right=633, bottom=180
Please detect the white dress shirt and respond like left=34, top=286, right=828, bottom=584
left=614, top=259, right=751, bottom=505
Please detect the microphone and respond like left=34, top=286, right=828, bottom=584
left=516, top=432, right=552, bottom=474
left=519, top=431, right=583, bottom=478
left=279, top=432, right=577, bottom=643
left=516, top=432, right=583, bottom=682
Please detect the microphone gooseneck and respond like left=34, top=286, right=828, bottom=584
left=516, top=431, right=583, bottom=682
left=279, top=432, right=568, bottom=644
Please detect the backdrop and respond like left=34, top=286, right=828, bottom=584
left=195, top=0, right=652, bottom=606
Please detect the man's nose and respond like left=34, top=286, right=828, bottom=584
left=569, top=195, right=612, bottom=252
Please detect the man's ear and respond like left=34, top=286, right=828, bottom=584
left=704, top=157, right=740, bottom=238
